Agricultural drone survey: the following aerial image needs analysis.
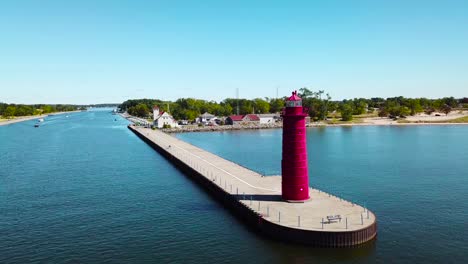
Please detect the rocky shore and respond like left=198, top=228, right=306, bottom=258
left=123, top=113, right=468, bottom=134
left=162, top=123, right=283, bottom=133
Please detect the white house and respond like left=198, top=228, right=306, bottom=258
left=258, top=114, right=279, bottom=124
left=197, top=112, right=216, bottom=124
left=153, top=106, right=178, bottom=128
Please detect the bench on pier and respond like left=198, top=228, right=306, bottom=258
left=326, top=215, right=341, bottom=223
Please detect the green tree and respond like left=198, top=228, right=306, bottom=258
left=441, top=104, right=452, bottom=115
left=339, top=102, right=354, bottom=121
left=128, top=103, right=150, bottom=117
left=399, top=106, right=411, bottom=117
left=15, top=105, right=34, bottom=116
left=378, top=108, right=389, bottom=117
left=253, top=98, right=270, bottom=113
left=419, top=98, right=432, bottom=109
left=298, top=89, right=332, bottom=121
left=3, top=106, right=16, bottom=118
left=442, top=97, right=458, bottom=108
left=0, top=103, right=6, bottom=116
left=369, top=98, right=385, bottom=108
left=352, top=100, right=367, bottom=115
left=41, top=105, right=53, bottom=114
left=185, top=109, right=198, bottom=120
left=327, top=101, right=339, bottom=113
left=298, top=87, right=314, bottom=98
left=319, top=93, right=332, bottom=120
left=220, top=103, right=233, bottom=116
left=240, top=104, right=253, bottom=115
left=408, top=99, right=423, bottom=115
left=432, top=99, right=444, bottom=110
left=384, top=100, right=401, bottom=117
left=269, top=98, right=284, bottom=113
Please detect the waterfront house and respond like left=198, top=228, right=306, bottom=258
left=225, top=114, right=260, bottom=125
left=258, top=114, right=279, bottom=124
left=153, top=106, right=178, bottom=128
left=243, top=114, right=260, bottom=122
left=197, top=112, right=217, bottom=124
left=225, top=115, right=244, bottom=125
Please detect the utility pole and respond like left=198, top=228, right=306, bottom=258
left=236, top=88, right=239, bottom=115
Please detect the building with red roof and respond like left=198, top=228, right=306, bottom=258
left=243, top=114, right=260, bottom=121
left=225, top=114, right=261, bottom=125
left=152, top=106, right=178, bottom=128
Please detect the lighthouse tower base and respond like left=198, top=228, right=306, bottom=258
left=284, top=198, right=309, bottom=203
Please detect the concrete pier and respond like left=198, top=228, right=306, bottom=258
left=128, top=125, right=377, bottom=247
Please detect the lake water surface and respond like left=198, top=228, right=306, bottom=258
left=1, top=110, right=467, bottom=263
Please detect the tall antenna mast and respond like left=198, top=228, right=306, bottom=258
left=276, top=86, right=279, bottom=99
left=236, top=88, right=239, bottom=115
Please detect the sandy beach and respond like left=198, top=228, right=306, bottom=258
left=360, top=111, right=468, bottom=126
left=0, top=115, right=48, bottom=126
left=0, top=111, right=80, bottom=126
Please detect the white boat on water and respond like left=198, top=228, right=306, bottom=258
left=38, top=118, right=44, bottom=122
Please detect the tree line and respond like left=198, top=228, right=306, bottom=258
left=337, top=95, right=464, bottom=121
left=118, top=89, right=468, bottom=122
left=0, top=103, right=81, bottom=118
left=120, top=97, right=284, bottom=120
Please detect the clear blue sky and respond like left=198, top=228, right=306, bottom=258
left=1, top=0, right=467, bottom=104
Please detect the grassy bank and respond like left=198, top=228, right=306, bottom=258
left=397, top=116, right=468, bottom=124
left=429, top=116, right=468, bottom=123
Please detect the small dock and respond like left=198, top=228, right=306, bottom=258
left=128, top=125, right=377, bottom=247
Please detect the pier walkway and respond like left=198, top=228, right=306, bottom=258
left=131, top=126, right=376, bottom=234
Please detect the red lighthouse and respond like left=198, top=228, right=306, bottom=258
left=281, top=91, right=310, bottom=202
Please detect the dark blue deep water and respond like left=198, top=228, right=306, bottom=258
left=1, top=110, right=467, bottom=263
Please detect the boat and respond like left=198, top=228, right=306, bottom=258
left=38, top=118, right=44, bottom=122
left=34, top=124, right=40, bottom=127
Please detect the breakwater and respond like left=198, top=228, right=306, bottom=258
left=128, top=125, right=377, bottom=247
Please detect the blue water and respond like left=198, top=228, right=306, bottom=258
left=1, top=111, right=467, bottom=263
left=176, top=126, right=468, bottom=263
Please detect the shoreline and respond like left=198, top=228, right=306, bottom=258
left=118, top=113, right=468, bottom=134
left=0, top=111, right=81, bottom=127
left=322, top=122, right=468, bottom=127
left=161, top=121, right=468, bottom=133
